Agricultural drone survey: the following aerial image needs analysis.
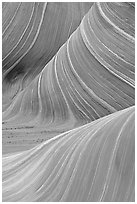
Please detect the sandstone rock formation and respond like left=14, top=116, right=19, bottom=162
left=2, top=2, right=135, bottom=202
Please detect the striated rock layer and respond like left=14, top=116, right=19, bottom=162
left=3, top=3, right=135, bottom=136
left=3, top=106, right=135, bottom=202
left=2, top=2, right=135, bottom=202
left=2, top=2, right=93, bottom=103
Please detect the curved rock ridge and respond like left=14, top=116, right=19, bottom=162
left=2, top=3, right=135, bottom=130
left=2, top=2, right=93, bottom=103
left=2, top=106, right=135, bottom=202
left=2, top=2, right=135, bottom=201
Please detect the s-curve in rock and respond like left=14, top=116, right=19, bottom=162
left=2, top=106, right=135, bottom=202
left=2, top=2, right=93, bottom=103
left=3, top=3, right=135, bottom=129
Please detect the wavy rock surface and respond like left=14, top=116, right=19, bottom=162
left=3, top=106, right=135, bottom=202
left=2, top=2, right=135, bottom=202
left=2, top=2, right=93, bottom=104
left=3, top=3, right=135, bottom=151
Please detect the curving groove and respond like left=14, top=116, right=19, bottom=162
left=2, top=106, right=135, bottom=202
left=2, top=2, right=93, bottom=103
left=3, top=3, right=135, bottom=128
left=2, top=2, right=135, bottom=202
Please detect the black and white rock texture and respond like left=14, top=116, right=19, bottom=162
left=2, top=2, right=135, bottom=202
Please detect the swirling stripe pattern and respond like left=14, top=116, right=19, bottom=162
left=3, top=3, right=135, bottom=128
left=2, top=2, right=93, bottom=101
left=2, top=2, right=135, bottom=202
left=3, top=106, right=135, bottom=202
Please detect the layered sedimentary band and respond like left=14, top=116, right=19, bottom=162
left=3, top=3, right=135, bottom=128
left=2, top=106, right=135, bottom=202
left=2, top=2, right=93, bottom=101
left=2, top=2, right=135, bottom=202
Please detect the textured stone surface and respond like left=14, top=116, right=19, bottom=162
left=2, top=2, right=135, bottom=202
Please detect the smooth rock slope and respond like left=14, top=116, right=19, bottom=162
left=2, top=2, right=135, bottom=202
left=3, top=106, right=135, bottom=202
left=3, top=2, right=135, bottom=151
